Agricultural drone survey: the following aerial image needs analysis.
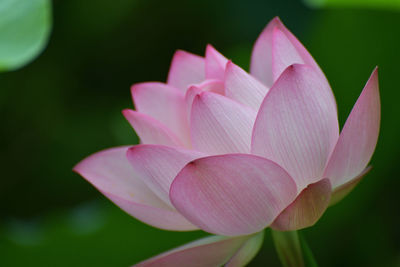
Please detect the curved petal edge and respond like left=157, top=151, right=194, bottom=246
left=271, top=178, right=332, bottom=231
left=170, top=154, right=297, bottom=236
left=134, top=234, right=253, bottom=267
left=73, top=146, right=197, bottom=231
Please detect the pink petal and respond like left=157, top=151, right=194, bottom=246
left=205, top=44, right=229, bottom=80
left=252, top=64, right=339, bottom=190
left=330, top=167, right=372, bottom=206
left=131, top=82, right=190, bottom=147
left=184, top=79, right=225, bottom=118
left=271, top=27, right=304, bottom=81
left=250, top=17, right=325, bottom=87
left=224, top=61, right=270, bottom=110
left=126, top=144, right=204, bottom=206
left=190, top=92, right=257, bottom=154
left=323, top=68, right=380, bottom=188
left=170, top=154, right=298, bottom=236
left=225, top=231, right=264, bottom=267
left=271, top=178, right=332, bottom=231
left=134, top=234, right=254, bottom=267
left=73, top=146, right=197, bottom=231
left=167, top=50, right=205, bottom=92
left=122, top=109, right=183, bottom=147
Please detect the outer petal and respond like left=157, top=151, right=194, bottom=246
left=323, top=68, right=380, bottom=188
left=123, top=109, right=183, bottom=147
left=251, top=64, right=339, bottom=190
left=250, top=17, right=323, bottom=87
left=271, top=178, right=332, bottom=231
left=134, top=234, right=254, bottom=267
left=224, top=61, right=269, bottom=110
left=190, top=92, right=257, bottom=154
left=131, top=82, right=190, bottom=147
left=73, top=146, right=197, bottom=231
left=167, top=50, right=205, bottom=92
left=126, top=144, right=204, bottom=205
left=205, top=44, right=229, bottom=80
left=330, top=167, right=372, bottom=206
left=170, top=154, right=298, bottom=236
left=225, top=231, right=264, bottom=267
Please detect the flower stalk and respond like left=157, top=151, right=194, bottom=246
left=272, top=230, right=318, bottom=267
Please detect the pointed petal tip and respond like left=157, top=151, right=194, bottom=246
left=370, top=66, right=379, bottom=82
left=323, top=66, right=380, bottom=187
left=273, top=16, right=282, bottom=22
left=225, top=60, right=234, bottom=70
left=130, top=82, right=164, bottom=100
left=121, top=108, right=133, bottom=117
left=205, top=43, right=216, bottom=53
left=173, top=49, right=190, bottom=58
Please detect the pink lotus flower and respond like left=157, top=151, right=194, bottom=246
left=74, top=17, right=380, bottom=266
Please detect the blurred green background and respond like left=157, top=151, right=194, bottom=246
left=1, top=0, right=399, bottom=266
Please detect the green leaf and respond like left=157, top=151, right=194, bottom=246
left=0, top=0, right=52, bottom=72
left=304, top=0, right=400, bottom=10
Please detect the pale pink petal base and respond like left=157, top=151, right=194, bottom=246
left=170, top=154, right=297, bottom=236
left=73, top=146, right=197, bottom=231
left=271, top=178, right=332, bottom=231
left=330, top=167, right=372, bottom=206
left=134, top=234, right=254, bottom=267
left=225, top=231, right=264, bottom=267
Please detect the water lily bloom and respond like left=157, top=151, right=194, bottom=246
left=74, top=17, right=380, bottom=266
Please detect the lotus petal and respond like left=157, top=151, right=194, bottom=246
left=252, top=64, right=339, bottom=190
left=74, top=146, right=197, bottom=231
left=191, top=92, right=256, bottom=154
left=167, top=50, right=205, bottom=92
left=170, top=154, right=297, bottom=236
left=323, top=68, right=380, bottom=188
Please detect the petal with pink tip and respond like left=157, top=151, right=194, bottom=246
left=134, top=234, right=254, bottom=267
left=271, top=178, right=331, bottom=231
left=126, top=145, right=204, bottom=205
left=184, top=79, right=225, bottom=117
left=250, top=17, right=324, bottom=87
left=205, top=44, right=229, bottom=80
left=131, top=82, right=190, bottom=147
left=73, top=146, right=197, bottom=231
left=122, top=109, right=183, bottom=147
left=323, top=68, right=380, bottom=188
left=191, top=92, right=257, bottom=154
left=225, top=61, right=269, bottom=110
left=330, top=167, right=371, bottom=206
left=252, top=64, right=339, bottom=190
left=170, top=154, right=298, bottom=236
left=167, top=50, right=205, bottom=92
left=225, top=231, right=264, bottom=267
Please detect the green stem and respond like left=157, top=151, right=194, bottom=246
left=272, top=230, right=304, bottom=267
left=272, top=230, right=319, bottom=267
